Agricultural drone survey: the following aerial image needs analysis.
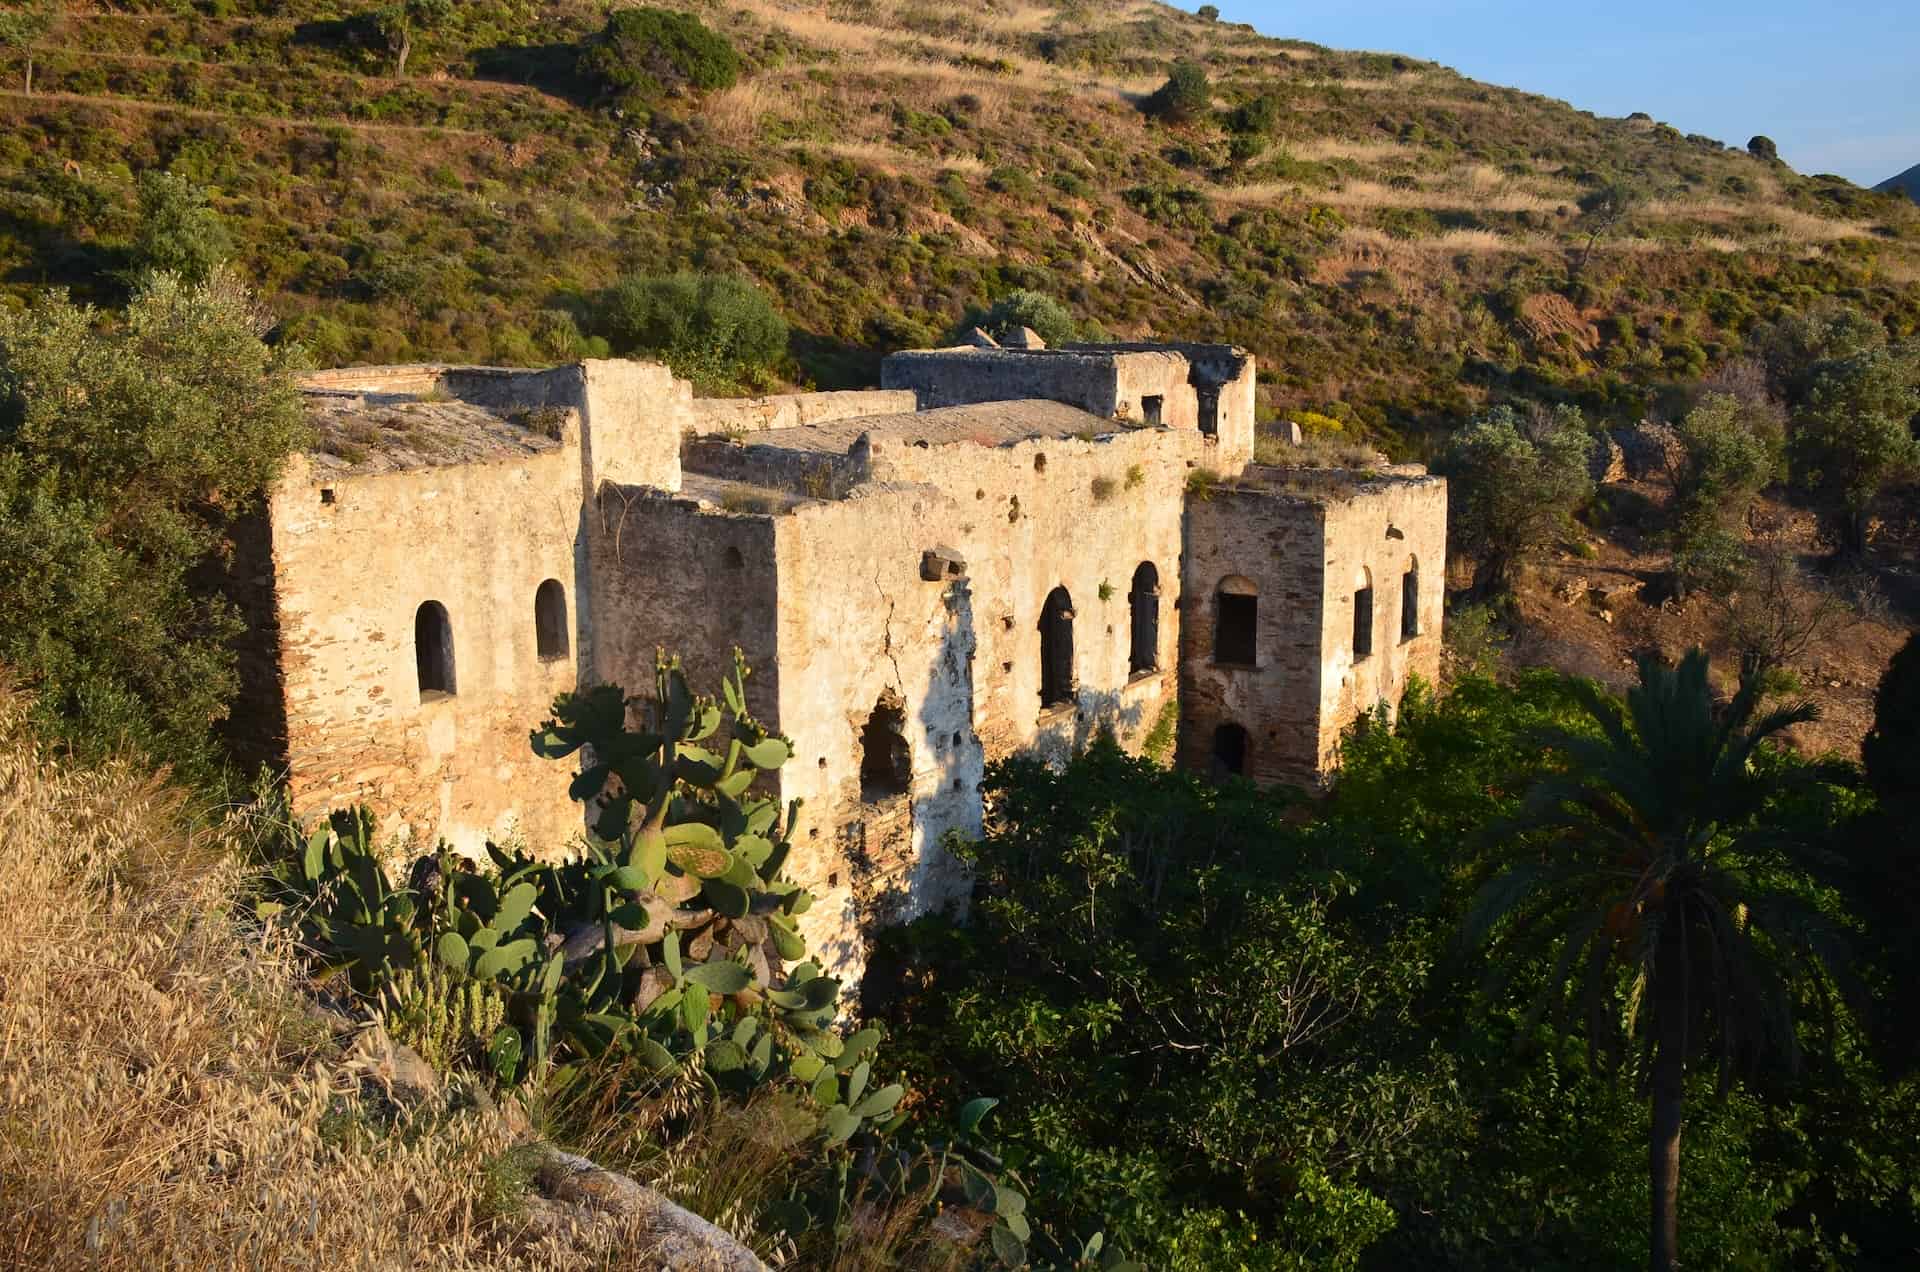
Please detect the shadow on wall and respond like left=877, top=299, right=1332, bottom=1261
left=815, top=577, right=982, bottom=980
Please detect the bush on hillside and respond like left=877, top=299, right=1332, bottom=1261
left=590, top=271, right=786, bottom=392
left=1748, top=135, right=1779, bottom=162
left=128, top=170, right=232, bottom=286
left=1142, top=60, right=1211, bottom=123
left=579, top=6, right=740, bottom=106
left=1789, top=342, right=1920, bottom=557
left=1435, top=403, right=1594, bottom=596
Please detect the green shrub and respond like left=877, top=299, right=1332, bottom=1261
left=128, top=170, right=232, bottom=286
left=591, top=272, right=787, bottom=392
left=949, top=288, right=1083, bottom=348
left=1142, top=59, right=1211, bottom=124
left=579, top=6, right=740, bottom=105
left=0, top=271, right=306, bottom=782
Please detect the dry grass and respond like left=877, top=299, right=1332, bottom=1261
left=0, top=691, right=561, bottom=1269
left=1289, top=137, right=1418, bottom=163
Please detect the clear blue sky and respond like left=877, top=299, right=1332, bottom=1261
left=1204, top=2, right=1917, bottom=186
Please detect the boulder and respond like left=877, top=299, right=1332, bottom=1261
left=532, top=1149, right=769, bottom=1271
left=344, top=1022, right=441, bottom=1110
left=1609, top=422, right=1686, bottom=480
left=1588, top=432, right=1626, bottom=483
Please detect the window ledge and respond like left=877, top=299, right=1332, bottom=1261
left=419, top=690, right=456, bottom=705
left=1212, top=660, right=1257, bottom=671
left=1127, top=667, right=1161, bottom=682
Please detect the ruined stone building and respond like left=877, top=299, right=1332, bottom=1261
left=232, top=341, right=1446, bottom=974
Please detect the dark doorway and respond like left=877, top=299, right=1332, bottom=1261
left=1040, top=586, right=1075, bottom=708
left=415, top=601, right=456, bottom=698
left=534, top=579, right=568, bottom=660
left=1141, top=395, right=1164, bottom=426
left=1211, top=722, right=1250, bottom=779
left=1128, top=562, right=1160, bottom=674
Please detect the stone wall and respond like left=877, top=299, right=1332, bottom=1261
left=586, top=485, right=783, bottom=725
left=1180, top=488, right=1330, bottom=789
left=1314, top=474, right=1447, bottom=775
left=264, top=447, right=588, bottom=854
left=1179, top=470, right=1446, bottom=789
left=768, top=423, right=1195, bottom=976
left=687, top=390, right=917, bottom=436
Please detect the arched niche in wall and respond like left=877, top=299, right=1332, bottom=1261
left=1128, top=562, right=1160, bottom=674
left=415, top=601, right=456, bottom=700
left=534, top=579, right=569, bottom=660
left=1039, top=586, right=1075, bottom=708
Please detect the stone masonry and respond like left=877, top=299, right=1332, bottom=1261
left=239, top=343, right=1446, bottom=981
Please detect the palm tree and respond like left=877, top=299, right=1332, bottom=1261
left=1467, top=649, right=1847, bottom=1271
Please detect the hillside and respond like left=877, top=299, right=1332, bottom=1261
left=1879, top=162, right=1920, bottom=204
left=3, top=0, right=1917, bottom=447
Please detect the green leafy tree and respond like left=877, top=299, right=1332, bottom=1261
left=129, top=170, right=233, bottom=287
left=1575, top=179, right=1646, bottom=271
left=592, top=271, right=787, bottom=392
left=579, top=6, right=740, bottom=104
left=949, top=289, right=1083, bottom=349
left=878, top=739, right=1452, bottom=1269
left=0, top=270, right=306, bottom=777
left=1755, top=305, right=1887, bottom=405
left=371, top=0, right=452, bottom=78
left=0, top=0, right=56, bottom=96
left=1468, top=650, right=1850, bottom=1272
left=1197, top=4, right=1221, bottom=20
left=1747, top=135, right=1779, bottom=162
left=1669, top=391, right=1783, bottom=598
left=1435, top=404, right=1594, bottom=596
left=1143, top=59, right=1212, bottom=123
left=1788, top=342, right=1920, bottom=558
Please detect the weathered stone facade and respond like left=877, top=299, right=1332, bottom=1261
left=241, top=343, right=1445, bottom=979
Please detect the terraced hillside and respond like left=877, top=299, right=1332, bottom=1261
left=4, top=0, right=1917, bottom=445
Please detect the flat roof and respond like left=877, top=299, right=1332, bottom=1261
left=301, top=391, right=568, bottom=475
left=730, top=399, right=1127, bottom=457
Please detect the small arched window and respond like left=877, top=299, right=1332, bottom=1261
left=858, top=695, right=911, bottom=801
left=1128, top=562, right=1160, bottom=674
left=415, top=601, right=456, bottom=699
left=535, top=579, right=568, bottom=661
left=1400, top=558, right=1420, bottom=642
left=1211, top=722, right=1250, bottom=779
left=1354, top=566, right=1375, bottom=660
left=1214, top=575, right=1258, bottom=666
left=1039, top=586, right=1075, bottom=708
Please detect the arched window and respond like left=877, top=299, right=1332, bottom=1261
left=1211, top=722, right=1250, bottom=779
left=1214, top=575, right=1258, bottom=666
left=1128, top=562, right=1160, bottom=674
left=415, top=601, right=455, bottom=699
left=1039, top=586, right=1075, bottom=708
left=1353, top=566, right=1375, bottom=659
left=858, top=695, right=911, bottom=801
left=1400, top=558, right=1420, bottom=642
left=534, top=579, right=568, bottom=660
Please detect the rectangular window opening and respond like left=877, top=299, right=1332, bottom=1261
left=1353, top=587, right=1374, bottom=659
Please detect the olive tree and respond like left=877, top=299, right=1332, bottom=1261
left=0, top=1, right=56, bottom=96
left=1436, top=404, right=1594, bottom=596
left=0, top=270, right=307, bottom=777
left=1789, top=343, right=1920, bottom=558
